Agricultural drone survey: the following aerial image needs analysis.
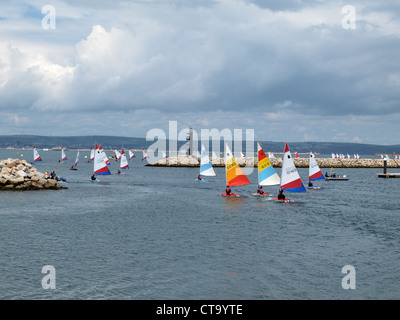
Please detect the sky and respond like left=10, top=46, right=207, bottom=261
left=0, top=0, right=399, bottom=144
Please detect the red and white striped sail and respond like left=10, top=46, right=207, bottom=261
left=61, top=147, right=67, bottom=160
left=120, top=149, right=129, bottom=169
left=309, top=150, right=325, bottom=181
left=128, top=149, right=135, bottom=159
left=33, top=146, right=42, bottom=161
left=280, top=142, right=306, bottom=192
left=114, top=148, right=122, bottom=160
left=94, top=144, right=110, bottom=175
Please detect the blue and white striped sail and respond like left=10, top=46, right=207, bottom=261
left=200, top=144, right=216, bottom=176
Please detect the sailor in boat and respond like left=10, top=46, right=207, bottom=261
left=117, top=170, right=121, bottom=174
left=91, top=174, right=96, bottom=181
left=257, top=185, right=265, bottom=195
left=197, top=175, right=202, bottom=181
left=278, top=188, right=285, bottom=200
left=308, top=181, right=313, bottom=187
left=226, top=185, right=232, bottom=195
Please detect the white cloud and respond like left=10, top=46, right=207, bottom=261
left=0, top=0, right=399, bottom=144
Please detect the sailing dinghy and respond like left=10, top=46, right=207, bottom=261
left=70, top=150, right=80, bottom=170
left=221, top=143, right=250, bottom=197
left=273, top=142, right=306, bottom=202
left=252, top=142, right=280, bottom=196
left=196, top=144, right=216, bottom=182
left=93, top=143, right=111, bottom=176
left=33, top=146, right=42, bottom=162
left=114, top=148, right=122, bottom=160
left=307, top=149, right=324, bottom=189
left=120, top=149, right=129, bottom=170
left=89, top=148, right=95, bottom=162
left=142, top=149, right=149, bottom=162
left=61, top=147, right=67, bottom=161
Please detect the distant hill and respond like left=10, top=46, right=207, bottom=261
left=0, top=135, right=399, bottom=155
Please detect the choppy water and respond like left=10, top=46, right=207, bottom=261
left=0, top=149, right=399, bottom=300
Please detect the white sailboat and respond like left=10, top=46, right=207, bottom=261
left=196, top=144, right=216, bottom=181
left=33, top=145, right=42, bottom=162
left=93, top=143, right=110, bottom=177
left=61, top=147, right=67, bottom=161
left=119, top=149, right=129, bottom=170
left=70, top=150, right=80, bottom=170
left=142, top=149, right=149, bottom=162
left=308, top=149, right=325, bottom=189
left=274, top=142, right=306, bottom=202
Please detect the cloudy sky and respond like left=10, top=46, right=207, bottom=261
left=0, top=0, right=399, bottom=144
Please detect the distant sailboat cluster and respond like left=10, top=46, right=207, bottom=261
left=332, top=152, right=359, bottom=159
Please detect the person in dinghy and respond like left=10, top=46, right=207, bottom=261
left=257, top=185, right=266, bottom=195
left=277, top=188, right=286, bottom=200
left=225, top=185, right=232, bottom=196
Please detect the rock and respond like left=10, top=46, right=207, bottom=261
left=16, top=170, right=27, bottom=178
left=0, top=158, right=66, bottom=191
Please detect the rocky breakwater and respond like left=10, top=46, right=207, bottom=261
left=147, top=155, right=400, bottom=168
left=0, top=159, right=65, bottom=191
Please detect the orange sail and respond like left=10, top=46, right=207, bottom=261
left=225, top=143, right=251, bottom=186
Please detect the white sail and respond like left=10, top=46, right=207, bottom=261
left=280, top=142, right=306, bottom=192
left=142, top=149, right=149, bottom=161
left=61, top=147, right=67, bottom=160
left=128, top=149, right=135, bottom=159
left=99, top=145, right=110, bottom=165
left=90, top=148, right=95, bottom=161
left=114, top=148, right=122, bottom=160
left=200, top=144, right=216, bottom=176
left=74, top=150, right=80, bottom=166
left=120, top=149, right=129, bottom=169
left=33, top=146, right=42, bottom=161
left=309, top=150, right=325, bottom=181
left=94, top=144, right=110, bottom=175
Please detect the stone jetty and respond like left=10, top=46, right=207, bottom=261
left=147, top=155, right=400, bottom=169
left=0, top=158, right=65, bottom=191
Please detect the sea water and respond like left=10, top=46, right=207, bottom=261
left=0, top=150, right=399, bottom=299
